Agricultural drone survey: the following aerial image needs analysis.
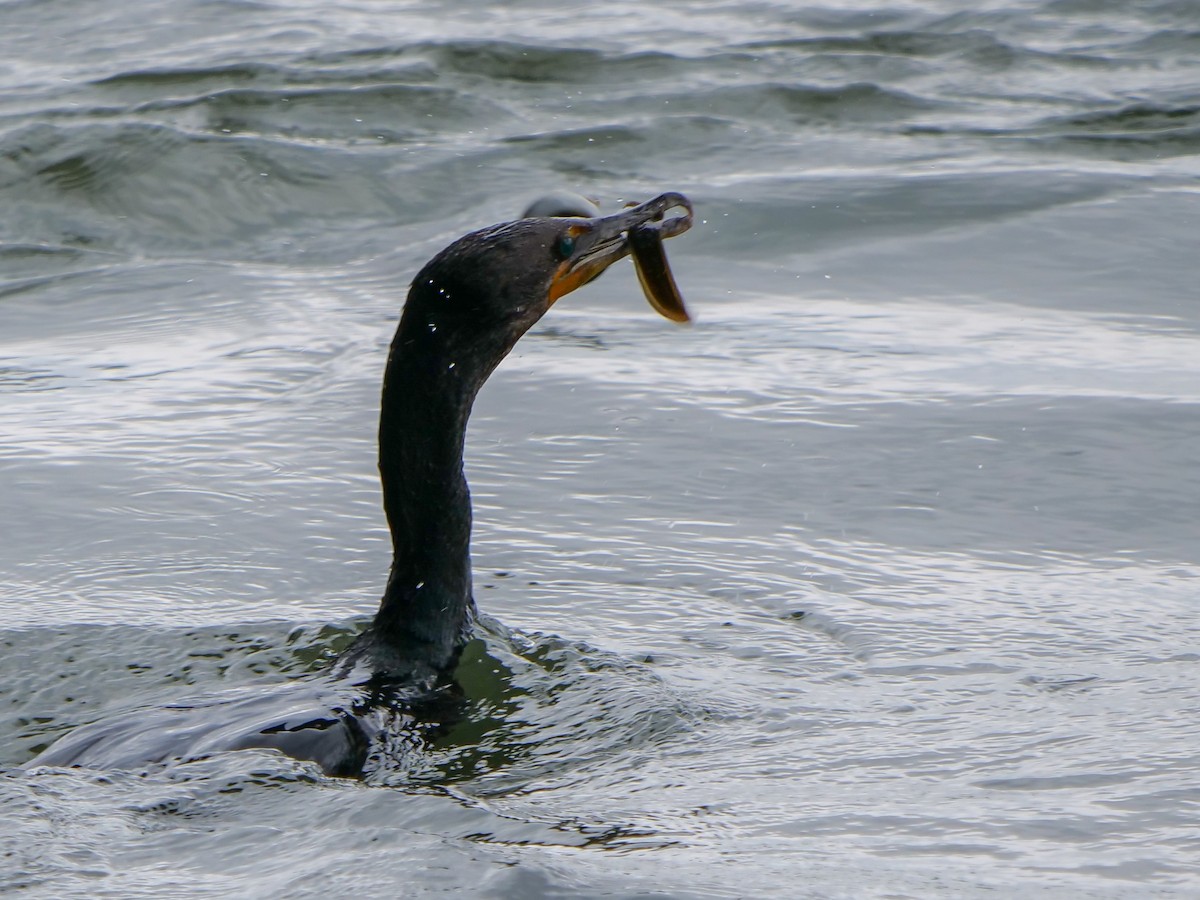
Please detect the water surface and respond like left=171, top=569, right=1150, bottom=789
left=2, top=1, right=1199, bottom=896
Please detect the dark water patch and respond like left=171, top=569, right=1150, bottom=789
left=0, top=243, right=90, bottom=263
left=96, top=61, right=304, bottom=92
left=769, top=4, right=925, bottom=34
left=269, top=39, right=628, bottom=86
left=143, top=83, right=513, bottom=143
left=652, top=81, right=941, bottom=129
left=2, top=0, right=1199, bottom=892
left=740, top=28, right=1016, bottom=63
left=83, top=58, right=462, bottom=144
left=922, top=7, right=1070, bottom=37
left=743, top=22, right=1162, bottom=76
left=504, top=123, right=646, bottom=153
left=308, top=39, right=809, bottom=97
left=1045, top=102, right=1200, bottom=136
left=498, top=114, right=753, bottom=188
left=918, top=102, right=1200, bottom=161
left=29, top=123, right=187, bottom=195
left=502, top=118, right=734, bottom=160
left=4, top=615, right=692, bottom=795
left=731, top=29, right=1111, bottom=101
left=295, top=40, right=673, bottom=89
left=1043, top=131, right=1200, bottom=161
left=1117, top=28, right=1200, bottom=55
left=368, top=628, right=695, bottom=790
left=0, top=120, right=412, bottom=260
left=412, top=40, right=610, bottom=85
left=0, top=621, right=362, bottom=764
left=1043, top=0, right=1200, bottom=21
left=95, top=58, right=439, bottom=96
left=3, top=115, right=644, bottom=264
left=1030, top=102, right=1200, bottom=160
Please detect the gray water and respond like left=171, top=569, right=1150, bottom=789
left=2, top=0, right=1199, bottom=896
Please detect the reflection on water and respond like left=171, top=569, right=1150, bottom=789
left=3, top=0, right=1200, bottom=895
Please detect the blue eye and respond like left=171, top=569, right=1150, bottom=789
left=556, top=233, right=576, bottom=258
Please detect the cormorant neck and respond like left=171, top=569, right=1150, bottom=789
left=363, top=311, right=484, bottom=674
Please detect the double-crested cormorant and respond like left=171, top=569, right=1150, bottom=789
left=28, top=192, right=694, bottom=777
left=522, top=191, right=691, bottom=323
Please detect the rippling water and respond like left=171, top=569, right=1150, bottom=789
left=3, top=1, right=1199, bottom=896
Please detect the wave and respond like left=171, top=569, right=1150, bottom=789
left=910, top=101, right=1200, bottom=161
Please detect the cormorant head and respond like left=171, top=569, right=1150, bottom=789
left=399, top=192, right=692, bottom=390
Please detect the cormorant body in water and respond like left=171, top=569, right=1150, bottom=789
left=28, top=193, right=693, bottom=778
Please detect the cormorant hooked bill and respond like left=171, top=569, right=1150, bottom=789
left=28, top=192, right=695, bottom=778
